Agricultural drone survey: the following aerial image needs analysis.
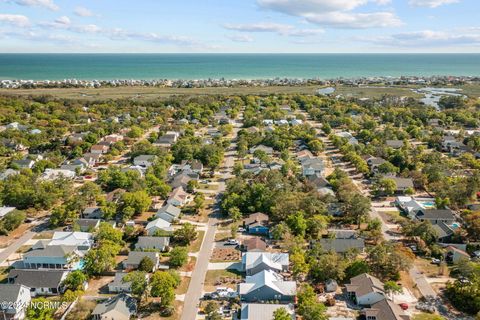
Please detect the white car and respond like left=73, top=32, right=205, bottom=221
left=431, top=258, right=441, bottom=265
left=237, top=227, right=246, bottom=233
left=225, top=239, right=240, bottom=245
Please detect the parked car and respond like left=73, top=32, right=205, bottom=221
left=431, top=258, right=441, bottom=265
left=225, top=239, right=240, bottom=246
left=399, top=303, right=409, bottom=310
left=237, top=227, right=246, bottom=233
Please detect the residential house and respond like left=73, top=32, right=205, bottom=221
left=23, top=245, right=84, bottom=270
left=317, top=238, right=365, bottom=254
left=301, top=158, right=324, bottom=177
left=242, top=252, right=289, bottom=276
left=239, top=269, right=296, bottom=302
left=166, top=187, right=188, bottom=207
left=108, top=272, right=133, bottom=293
left=366, top=157, right=387, bottom=173
left=155, top=204, right=181, bottom=223
left=363, top=299, right=410, bottom=320
left=48, top=232, right=93, bottom=250
left=296, top=150, right=314, bottom=163
left=171, top=173, right=193, bottom=189
left=155, top=131, right=180, bottom=148
left=432, top=221, right=455, bottom=243
left=135, top=236, right=170, bottom=252
left=145, top=219, right=173, bottom=235
left=83, top=206, right=104, bottom=219
left=75, top=219, right=101, bottom=232
left=414, top=209, right=456, bottom=224
left=240, top=303, right=295, bottom=320
left=306, top=174, right=329, bottom=191
left=91, top=293, right=137, bottom=320
left=133, top=155, right=156, bottom=167
left=0, top=284, right=31, bottom=320
left=394, top=197, right=424, bottom=218
left=82, top=153, right=101, bottom=165
left=249, top=145, right=274, bottom=155
left=242, top=237, right=267, bottom=252
left=90, top=144, right=109, bottom=154
left=445, top=246, right=470, bottom=263
left=7, top=269, right=69, bottom=297
left=389, top=177, right=414, bottom=193
left=104, top=134, right=123, bottom=144
left=345, top=273, right=386, bottom=306
left=336, top=132, right=358, bottom=145
left=243, top=213, right=270, bottom=235
left=386, top=140, right=404, bottom=149
left=40, top=169, right=76, bottom=180
left=123, top=251, right=160, bottom=271
left=442, top=136, right=468, bottom=156
left=11, top=159, right=35, bottom=169
left=60, top=162, right=85, bottom=174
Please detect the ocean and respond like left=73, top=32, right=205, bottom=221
left=0, top=53, right=479, bottom=80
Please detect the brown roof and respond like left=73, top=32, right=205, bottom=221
left=243, top=237, right=267, bottom=252
left=364, top=299, right=410, bottom=320
left=345, top=273, right=385, bottom=298
left=243, top=212, right=269, bottom=227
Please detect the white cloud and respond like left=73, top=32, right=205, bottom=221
left=223, top=22, right=323, bottom=36
left=226, top=34, right=254, bottom=42
left=256, top=0, right=401, bottom=29
left=72, top=24, right=102, bottom=34
left=0, top=14, right=30, bottom=27
left=408, top=0, right=459, bottom=8
left=54, top=16, right=70, bottom=25
left=361, top=29, right=480, bottom=47
left=12, top=0, right=59, bottom=11
left=304, top=12, right=402, bottom=29
left=74, top=6, right=94, bottom=17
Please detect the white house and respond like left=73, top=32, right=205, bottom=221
left=133, top=155, right=156, bottom=167
left=345, top=273, right=386, bottom=306
left=145, top=218, right=173, bottom=235
left=0, top=284, right=31, bottom=320
left=48, top=232, right=93, bottom=250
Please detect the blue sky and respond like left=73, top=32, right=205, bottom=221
left=0, top=0, right=478, bottom=53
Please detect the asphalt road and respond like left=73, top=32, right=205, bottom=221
left=0, top=231, right=35, bottom=266
left=180, top=120, right=241, bottom=320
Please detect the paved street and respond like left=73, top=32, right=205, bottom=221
left=0, top=231, right=35, bottom=266
left=181, top=119, right=241, bottom=320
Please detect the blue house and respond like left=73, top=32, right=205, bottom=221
left=243, top=213, right=270, bottom=236
left=23, top=245, right=84, bottom=270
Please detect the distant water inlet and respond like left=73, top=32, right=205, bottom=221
left=412, top=87, right=466, bottom=109
left=1, top=54, right=480, bottom=80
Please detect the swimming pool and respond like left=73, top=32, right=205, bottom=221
left=419, top=201, right=435, bottom=208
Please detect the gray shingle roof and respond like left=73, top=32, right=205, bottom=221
left=8, top=269, right=67, bottom=288
left=91, top=293, right=137, bottom=319
left=318, top=238, right=365, bottom=253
